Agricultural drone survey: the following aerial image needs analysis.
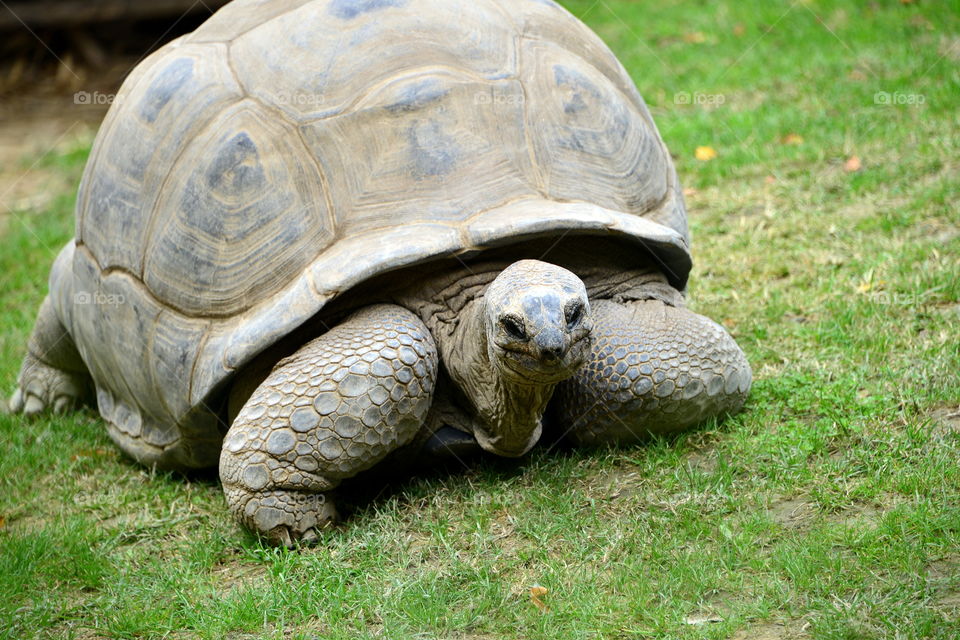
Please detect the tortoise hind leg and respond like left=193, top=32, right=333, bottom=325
left=551, top=298, right=751, bottom=445
left=219, top=304, right=438, bottom=546
left=9, top=295, right=91, bottom=415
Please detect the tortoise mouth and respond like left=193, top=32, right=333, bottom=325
left=494, top=337, right=589, bottom=385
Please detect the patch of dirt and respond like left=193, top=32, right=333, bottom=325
left=824, top=498, right=892, bottom=529
left=211, top=557, right=269, bottom=592
left=591, top=467, right=645, bottom=502
left=938, top=36, right=960, bottom=63
left=684, top=449, right=719, bottom=473
left=3, top=512, right=47, bottom=534
left=936, top=303, right=960, bottom=318
left=769, top=494, right=897, bottom=531
left=682, top=589, right=743, bottom=627
left=930, top=406, right=960, bottom=436
left=768, top=496, right=817, bottom=529
left=731, top=621, right=809, bottom=640
left=44, top=623, right=111, bottom=640
left=927, top=553, right=960, bottom=582
left=935, top=592, right=960, bottom=620
left=927, top=553, right=960, bottom=620
left=680, top=431, right=723, bottom=472
left=910, top=220, right=960, bottom=245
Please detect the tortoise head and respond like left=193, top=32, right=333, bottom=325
left=483, top=260, right=593, bottom=385
left=468, top=260, right=592, bottom=455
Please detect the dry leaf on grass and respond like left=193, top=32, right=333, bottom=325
left=695, top=146, right=717, bottom=161
left=683, top=31, right=707, bottom=43
left=781, top=132, right=804, bottom=145
left=530, top=585, right=549, bottom=612
left=856, top=270, right=885, bottom=293
left=844, top=155, right=862, bottom=172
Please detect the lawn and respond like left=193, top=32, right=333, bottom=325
left=1, top=0, right=959, bottom=638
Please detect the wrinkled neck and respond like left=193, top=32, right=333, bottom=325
left=439, top=298, right=554, bottom=456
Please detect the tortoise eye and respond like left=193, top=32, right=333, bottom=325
left=499, top=315, right=527, bottom=341
left=565, top=302, right=584, bottom=329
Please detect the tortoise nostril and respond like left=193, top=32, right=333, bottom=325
left=535, top=331, right=566, bottom=363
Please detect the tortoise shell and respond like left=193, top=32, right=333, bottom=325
left=61, top=0, right=691, bottom=467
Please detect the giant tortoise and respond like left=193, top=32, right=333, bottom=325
left=10, top=0, right=751, bottom=544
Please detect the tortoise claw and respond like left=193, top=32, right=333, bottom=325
left=23, top=394, right=45, bottom=416
left=223, top=486, right=339, bottom=547
left=265, top=525, right=321, bottom=549
left=53, top=395, right=74, bottom=414
left=10, top=354, right=87, bottom=418
left=275, top=527, right=293, bottom=549
left=299, top=528, right=319, bottom=546
left=7, top=388, right=23, bottom=413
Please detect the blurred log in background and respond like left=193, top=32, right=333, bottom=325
left=0, top=1, right=228, bottom=221
left=0, top=0, right=230, bottom=98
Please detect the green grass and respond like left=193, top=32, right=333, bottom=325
left=1, top=0, right=959, bottom=638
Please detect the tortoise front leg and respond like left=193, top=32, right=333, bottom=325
left=551, top=298, right=751, bottom=445
left=219, top=304, right=438, bottom=546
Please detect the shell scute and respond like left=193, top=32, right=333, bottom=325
left=77, top=43, right=243, bottom=274
left=229, top=0, right=516, bottom=120
left=143, top=100, right=331, bottom=317
left=520, top=39, right=671, bottom=220
left=300, top=73, right=536, bottom=236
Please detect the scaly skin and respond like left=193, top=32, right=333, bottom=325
left=219, top=304, right=438, bottom=545
left=551, top=298, right=751, bottom=444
